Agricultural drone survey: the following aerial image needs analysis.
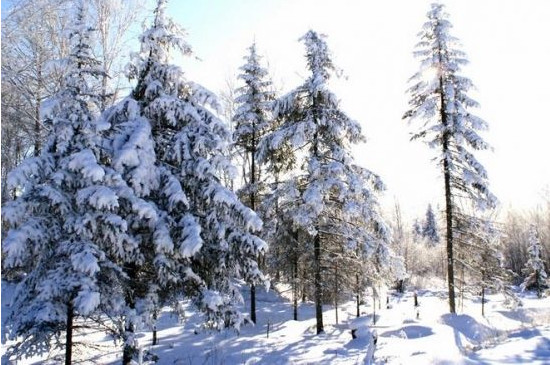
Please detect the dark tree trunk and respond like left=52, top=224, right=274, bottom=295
left=314, top=232, right=323, bottom=334
left=123, top=263, right=141, bottom=365
left=444, top=156, right=456, bottom=314
left=250, top=284, right=256, bottom=324
left=535, top=270, right=542, bottom=298
left=311, top=100, right=324, bottom=334
left=34, top=58, right=42, bottom=157
left=356, top=272, right=360, bottom=317
left=440, top=73, right=456, bottom=314
left=355, top=246, right=361, bottom=317
left=152, top=310, right=158, bottom=345
left=65, top=301, right=74, bottom=365
left=293, top=252, right=298, bottom=321
left=292, top=246, right=298, bottom=321
left=334, top=262, right=338, bottom=325
left=301, top=265, right=307, bottom=303
left=481, top=286, right=485, bottom=317
left=249, top=119, right=258, bottom=324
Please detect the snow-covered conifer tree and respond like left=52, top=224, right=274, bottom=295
left=105, top=3, right=267, bottom=361
left=412, top=219, right=423, bottom=241
left=2, top=5, right=148, bottom=363
left=103, top=56, right=169, bottom=365
left=403, top=3, right=497, bottom=313
left=232, top=43, right=275, bottom=324
left=259, top=30, right=389, bottom=334
left=521, top=225, right=548, bottom=298
left=422, top=204, right=440, bottom=245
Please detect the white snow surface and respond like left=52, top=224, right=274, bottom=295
left=1, top=281, right=549, bottom=364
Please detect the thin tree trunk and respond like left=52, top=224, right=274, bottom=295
left=356, top=293, right=360, bottom=318
left=123, top=264, right=139, bottom=365
left=481, top=286, right=485, bottom=317
left=275, top=254, right=281, bottom=283
left=372, top=286, right=376, bottom=325
left=250, top=284, right=256, bottom=324
left=355, top=244, right=361, bottom=317
left=34, top=57, right=43, bottom=157
left=459, top=254, right=465, bottom=313
left=65, top=300, right=74, bottom=365
left=535, top=270, right=542, bottom=298
left=356, top=273, right=360, bottom=318
left=314, top=232, right=323, bottom=334
left=335, top=301, right=338, bottom=325
left=301, top=265, right=307, bottom=303
left=101, top=71, right=109, bottom=110
left=152, top=310, right=158, bottom=345
left=293, top=251, right=298, bottom=321
left=334, top=261, right=338, bottom=325
left=249, top=119, right=257, bottom=324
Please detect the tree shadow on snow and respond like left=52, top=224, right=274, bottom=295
left=532, top=336, right=550, bottom=359
left=441, top=313, right=500, bottom=360
left=467, top=334, right=550, bottom=365
left=497, top=309, right=533, bottom=325
left=507, top=327, right=541, bottom=339
left=441, top=314, right=495, bottom=344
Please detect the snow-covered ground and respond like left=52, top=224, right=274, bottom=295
left=375, top=289, right=550, bottom=364
left=2, top=280, right=549, bottom=364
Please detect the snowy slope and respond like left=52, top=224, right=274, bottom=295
left=375, top=289, right=550, bottom=364
left=2, top=280, right=549, bottom=364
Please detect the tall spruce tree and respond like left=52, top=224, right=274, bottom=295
left=232, top=43, right=275, bottom=324
left=259, top=30, right=389, bottom=334
left=403, top=3, right=496, bottom=313
left=105, top=3, right=267, bottom=361
left=2, top=5, right=148, bottom=363
left=521, top=224, right=548, bottom=298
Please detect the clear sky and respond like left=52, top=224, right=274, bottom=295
left=164, top=0, right=550, bottom=220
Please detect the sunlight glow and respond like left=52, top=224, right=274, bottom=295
left=421, top=66, right=439, bottom=83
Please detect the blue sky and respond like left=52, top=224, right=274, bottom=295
left=1, top=0, right=15, bottom=17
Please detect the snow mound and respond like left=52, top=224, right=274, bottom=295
left=349, top=316, right=376, bottom=339
left=381, top=325, right=434, bottom=339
